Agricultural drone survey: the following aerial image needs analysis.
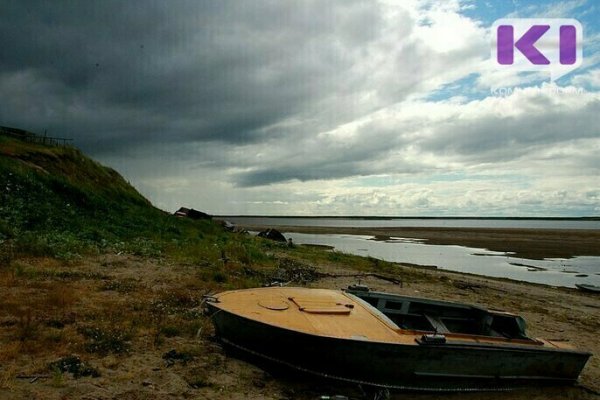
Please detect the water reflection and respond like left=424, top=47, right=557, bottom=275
left=284, top=232, right=600, bottom=288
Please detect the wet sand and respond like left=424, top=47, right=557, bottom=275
left=240, top=224, right=600, bottom=260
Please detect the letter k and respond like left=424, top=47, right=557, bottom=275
left=497, top=25, right=550, bottom=65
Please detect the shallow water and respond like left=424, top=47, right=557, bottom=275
left=283, top=232, right=600, bottom=288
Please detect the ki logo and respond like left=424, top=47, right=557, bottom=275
left=491, top=19, right=583, bottom=81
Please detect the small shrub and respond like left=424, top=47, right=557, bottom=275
left=0, top=363, right=17, bottom=390
left=245, top=241, right=275, bottom=263
left=224, top=242, right=252, bottom=265
left=11, top=261, right=30, bottom=279
left=328, top=252, right=342, bottom=262
left=165, top=225, right=181, bottom=235
left=46, top=319, right=66, bottom=329
left=50, top=367, right=65, bottom=388
left=16, top=308, right=38, bottom=343
left=126, top=238, right=162, bottom=257
left=162, top=349, right=194, bottom=366
left=161, top=325, right=181, bottom=338
left=38, top=269, right=107, bottom=281
left=0, top=220, right=15, bottom=240
left=45, top=329, right=65, bottom=344
left=181, top=320, right=204, bottom=337
left=14, top=234, right=53, bottom=257
left=48, top=355, right=100, bottom=378
left=0, top=242, right=14, bottom=267
left=149, top=290, right=203, bottom=344
left=100, top=279, right=137, bottom=293
left=46, top=286, right=77, bottom=313
left=212, top=271, right=227, bottom=283
left=79, top=326, right=132, bottom=355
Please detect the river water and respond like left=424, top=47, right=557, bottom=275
left=229, top=217, right=600, bottom=288
left=282, top=232, right=600, bottom=288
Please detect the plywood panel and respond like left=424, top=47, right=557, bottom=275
left=213, top=287, right=413, bottom=343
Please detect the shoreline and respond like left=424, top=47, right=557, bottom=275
left=1, top=249, right=599, bottom=398
left=239, top=224, right=600, bottom=260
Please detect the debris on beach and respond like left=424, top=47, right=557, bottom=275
left=163, top=349, right=194, bottom=366
left=269, top=258, right=320, bottom=285
left=174, top=207, right=212, bottom=220
left=257, top=228, right=287, bottom=242
left=218, top=219, right=248, bottom=234
left=47, top=355, right=100, bottom=378
left=453, top=280, right=484, bottom=292
left=266, top=258, right=402, bottom=286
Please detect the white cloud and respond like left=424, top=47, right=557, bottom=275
left=3, top=0, right=599, bottom=216
left=506, top=0, right=587, bottom=18
left=572, top=68, right=600, bottom=88
left=105, top=81, right=599, bottom=216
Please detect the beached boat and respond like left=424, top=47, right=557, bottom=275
left=575, top=283, right=600, bottom=293
left=205, top=285, right=591, bottom=391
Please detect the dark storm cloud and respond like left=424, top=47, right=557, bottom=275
left=235, top=157, right=425, bottom=187
left=232, top=121, right=423, bottom=186
left=419, top=97, right=600, bottom=162
left=14, top=1, right=585, bottom=192
left=0, top=0, right=386, bottom=155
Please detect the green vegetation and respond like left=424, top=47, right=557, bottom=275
left=0, top=133, right=417, bottom=291
left=0, top=133, right=326, bottom=293
left=0, top=135, right=231, bottom=261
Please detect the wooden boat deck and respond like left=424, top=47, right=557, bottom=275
left=213, top=287, right=412, bottom=343
left=211, top=287, right=575, bottom=350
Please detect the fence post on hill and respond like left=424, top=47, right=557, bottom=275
left=0, top=126, right=73, bottom=147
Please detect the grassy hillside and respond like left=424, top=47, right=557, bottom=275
left=0, top=133, right=388, bottom=282
left=0, top=134, right=225, bottom=260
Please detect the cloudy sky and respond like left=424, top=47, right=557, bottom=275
left=1, top=0, right=599, bottom=216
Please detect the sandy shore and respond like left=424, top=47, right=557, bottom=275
left=241, top=224, right=600, bottom=260
left=1, top=246, right=598, bottom=399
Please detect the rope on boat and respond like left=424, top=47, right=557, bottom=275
left=219, top=337, right=516, bottom=393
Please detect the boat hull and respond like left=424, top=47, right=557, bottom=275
left=208, top=304, right=590, bottom=390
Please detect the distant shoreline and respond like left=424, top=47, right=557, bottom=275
left=238, top=224, right=600, bottom=260
left=217, top=215, right=600, bottom=221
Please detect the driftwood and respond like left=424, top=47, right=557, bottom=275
left=452, top=280, right=483, bottom=292
left=452, top=280, right=509, bottom=294
left=16, top=374, right=51, bottom=383
left=16, top=374, right=51, bottom=379
left=316, top=272, right=402, bottom=286
left=259, top=258, right=403, bottom=287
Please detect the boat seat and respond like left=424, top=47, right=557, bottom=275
left=424, top=314, right=450, bottom=334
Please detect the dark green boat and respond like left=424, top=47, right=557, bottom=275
left=206, top=285, right=591, bottom=391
